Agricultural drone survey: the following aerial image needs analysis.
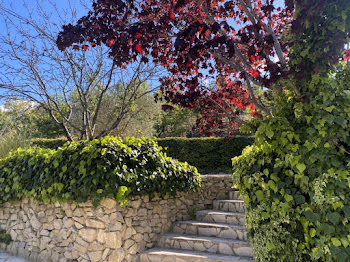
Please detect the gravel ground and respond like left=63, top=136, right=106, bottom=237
left=0, top=251, right=30, bottom=262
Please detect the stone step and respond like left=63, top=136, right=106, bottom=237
left=196, top=210, right=245, bottom=226
left=158, top=234, right=253, bottom=257
left=213, top=200, right=245, bottom=213
left=229, top=191, right=243, bottom=200
left=140, top=248, right=254, bottom=262
left=173, top=221, right=248, bottom=241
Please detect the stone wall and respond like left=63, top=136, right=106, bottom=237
left=0, top=174, right=232, bottom=262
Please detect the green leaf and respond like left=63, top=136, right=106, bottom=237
left=310, top=228, right=316, bottom=238
left=255, top=190, right=264, bottom=201
left=327, top=212, right=341, bottom=225
left=284, top=194, right=293, bottom=202
left=331, top=238, right=342, bottom=247
left=305, top=211, right=320, bottom=223
left=294, top=194, right=306, bottom=205
left=296, top=163, right=306, bottom=173
left=343, top=206, right=350, bottom=218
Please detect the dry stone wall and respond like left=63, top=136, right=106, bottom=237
left=0, top=174, right=232, bottom=262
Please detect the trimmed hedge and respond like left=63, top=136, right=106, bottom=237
left=157, top=137, right=253, bottom=174
left=31, top=137, right=68, bottom=149
left=31, top=136, right=253, bottom=174
left=0, top=136, right=200, bottom=206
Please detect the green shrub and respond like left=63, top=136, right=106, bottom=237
left=0, top=136, right=200, bottom=206
left=31, top=137, right=68, bottom=149
left=31, top=136, right=253, bottom=174
left=233, top=64, right=350, bottom=261
left=158, top=136, right=253, bottom=174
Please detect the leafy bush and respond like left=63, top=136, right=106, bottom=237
left=32, top=136, right=253, bottom=174
left=158, top=136, right=253, bottom=174
left=233, top=64, right=350, bottom=261
left=0, top=136, right=200, bottom=206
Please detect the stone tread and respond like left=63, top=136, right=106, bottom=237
left=159, top=233, right=253, bottom=257
left=175, top=221, right=247, bottom=230
left=213, top=200, right=245, bottom=204
left=160, top=233, right=251, bottom=246
left=173, top=220, right=248, bottom=240
left=196, top=210, right=246, bottom=225
left=141, top=248, right=254, bottom=262
left=196, top=210, right=245, bottom=217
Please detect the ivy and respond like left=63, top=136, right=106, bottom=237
left=0, top=136, right=201, bottom=206
left=233, top=63, right=350, bottom=262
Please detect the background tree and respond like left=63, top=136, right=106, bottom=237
left=57, top=0, right=350, bottom=261
left=0, top=0, right=163, bottom=141
left=0, top=100, right=63, bottom=138
left=154, top=104, right=200, bottom=138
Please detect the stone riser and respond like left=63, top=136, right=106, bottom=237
left=140, top=248, right=254, bottom=262
left=158, top=234, right=253, bottom=257
left=196, top=211, right=245, bottom=226
left=213, top=200, right=246, bottom=213
left=173, top=221, right=248, bottom=241
left=229, top=191, right=243, bottom=200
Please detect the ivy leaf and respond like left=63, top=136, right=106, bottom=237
left=343, top=206, right=350, bottom=218
left=284, top=194, right=293, bottom=202
left=305, top=210, right=320, bottom=223
left=255, top=190, right=264, bottom=201
left=331, top=238, right=342, bottom=247
left=327, top=212, right=341, bottom=225
left=294, top=194, right=306, bottom=205
left=310, top=228, right=316, bottom=237
left=296, top=163, right=306, bottom=173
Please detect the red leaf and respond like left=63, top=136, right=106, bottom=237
left=134, top=44, right=144, bottom=54
left=249, top=68, right=259, bottom=78
left=106, top=39, right=116, bottom=47
left=134, top=32, right=142, bottom=39
left=343, top=49, right=350, bottom=60
left=82, top=44, right=89, bottom=51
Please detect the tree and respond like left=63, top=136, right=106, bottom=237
left=0, top=100, right=63, bottom=138
left=57, top=0, right=350, bottom=261
left=55, top=0, right=295, bottom=130
left=0, top=0, right=162, bottom=141
left=154, top=104, right=200, bottom=137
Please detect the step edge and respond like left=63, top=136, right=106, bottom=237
left=141, top=248, right=254, bottom=261
left=175, top=220, right=248, bottom=230
left=160, top=233, right=251, bottom=245
left=197, top=210, right=246, bottom=216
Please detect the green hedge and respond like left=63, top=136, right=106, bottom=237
left=0, top=136, right=200, bottom=206
left=31, top=137, right=68, bottom=149
left=157, top=137, right=253, bottom=173
left=31, top=136, right=253, bottom=174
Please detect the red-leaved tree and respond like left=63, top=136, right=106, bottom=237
left=55, top=0, right=296, bottom=134
left=56, top=0, right=349, bottom=135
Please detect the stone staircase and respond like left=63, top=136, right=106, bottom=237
left=140, top=191, right=254, bottom=262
